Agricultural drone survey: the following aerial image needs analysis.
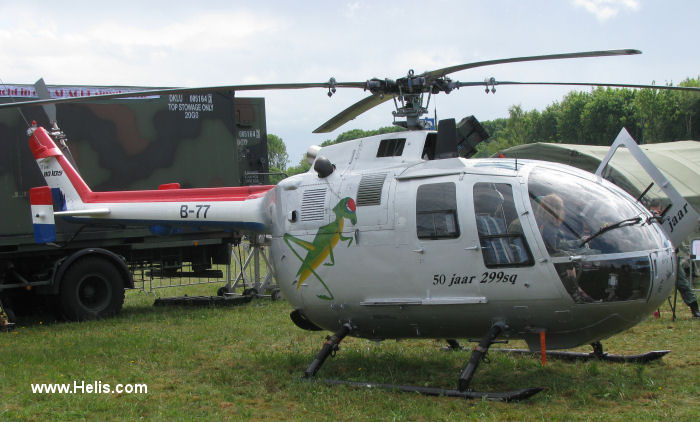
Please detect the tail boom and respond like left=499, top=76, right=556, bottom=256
left=28, top=126, right=275, bottom=234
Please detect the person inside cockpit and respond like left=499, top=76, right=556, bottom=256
left=534, top=193, right=594, bottom=303
left=534, top=193, right=567, bottom=254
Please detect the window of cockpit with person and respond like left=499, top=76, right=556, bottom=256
left=528, top=167, right=662, bottom=303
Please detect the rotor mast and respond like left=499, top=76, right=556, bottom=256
left=365, top=69, right=458, bottom=130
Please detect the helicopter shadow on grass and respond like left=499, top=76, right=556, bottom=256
left=247, top=340, right=666, bottom=402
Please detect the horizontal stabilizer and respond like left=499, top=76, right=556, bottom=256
left=54, top=208, right=111, bottom=217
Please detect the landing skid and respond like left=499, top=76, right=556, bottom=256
left=303, top=323, right=543, bottom=402
left=312, top=379, right=543, bottom=401
left=497, top=341, right=670, bottom=364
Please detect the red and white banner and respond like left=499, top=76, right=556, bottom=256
left=0, top=84, right=155, bottom=99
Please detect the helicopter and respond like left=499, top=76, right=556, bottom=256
left=8, top=49, right=700, bottom=401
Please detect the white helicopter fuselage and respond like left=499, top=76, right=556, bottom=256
left=27, top=126, right=677, bottom=352
left=267, top=130, right=675, bottom=350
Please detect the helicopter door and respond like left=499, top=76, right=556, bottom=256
left=596, top=128, right=700, bottom=247
left=396, top=179, right=465, bottom=293
left=469, top=182, right=538, bottom=300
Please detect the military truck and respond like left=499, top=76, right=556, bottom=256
left=0, top=85, right=268, bottom=321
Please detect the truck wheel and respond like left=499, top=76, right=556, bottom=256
left=59, top=257, right=125, bottom=321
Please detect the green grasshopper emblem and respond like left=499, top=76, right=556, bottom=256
left=283, top=197, right=357, bottom=300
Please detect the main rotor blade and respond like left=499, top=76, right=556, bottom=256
left=313, top=49, right=644, bottom=133
left=313, top=94, right=393, bottom=133
left=458, top=80, right=700, bottom=92
left=426, top=49, right=641, bottom=78
left=0, top=81, right=366, bottom=110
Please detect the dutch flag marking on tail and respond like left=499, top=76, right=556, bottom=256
left=30, top=186, right=56, bottom=243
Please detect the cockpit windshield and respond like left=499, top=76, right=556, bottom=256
left=528, top=168, right=663, bottom=257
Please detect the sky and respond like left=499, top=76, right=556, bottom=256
left=1, top=0, right=698, bottom=163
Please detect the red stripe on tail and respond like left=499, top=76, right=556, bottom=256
left=29, top=186, right=53, bottom=205
left=29, top=127, right=92, bottom=199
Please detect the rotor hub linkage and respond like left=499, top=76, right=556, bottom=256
left=363, top=75, right=458, bottom=96
left=327, top=77, right=337, bottom=97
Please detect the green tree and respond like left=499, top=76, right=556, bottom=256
left=287, top=156, right=311, bottom=176
left=580, top=87, right=637, bottom=145
left=531, top=103, right=560, bottom=144
left=267, top=134, right=288, bottom=171
left=556, top=91, right=589, bottom=144
left=267, top=133, right=289, bottom=183
left=678, top=77, right=700, bottom=139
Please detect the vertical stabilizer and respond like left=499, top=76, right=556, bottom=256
left=28, top=126, right=89, bottom=210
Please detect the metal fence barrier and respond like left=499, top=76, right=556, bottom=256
left=132, top=235, right=279, bottom=299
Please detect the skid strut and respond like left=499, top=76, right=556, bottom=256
left=458, top=324, right=502, bottom=391
left=304, top=323, right=353, bottom=378
left=304, top=322, right=543, bottom=401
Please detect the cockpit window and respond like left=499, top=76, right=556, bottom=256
left=474, top=183, right=534, bottom=268
left=416, top=182, right=460, bottom=239
left=528, top=168, right=662, bottom=256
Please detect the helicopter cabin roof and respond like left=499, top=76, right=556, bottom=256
left=315, top=130, right=525, bottom=178
left=316, top=130, right=427, bottom=172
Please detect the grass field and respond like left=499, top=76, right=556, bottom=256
left=1, top=286, right=698, bottom=421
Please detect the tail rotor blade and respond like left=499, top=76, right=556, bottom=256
left=33, top=78, right=57, bottom=125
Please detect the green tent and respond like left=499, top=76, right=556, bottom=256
left=498, top=140, right=700, bottom=249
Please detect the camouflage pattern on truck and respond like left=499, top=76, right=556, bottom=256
left=0, top=87, right=268, bottom=247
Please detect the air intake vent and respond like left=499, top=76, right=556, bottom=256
left=301, top=188, right=327, bottom=221
left=357, top=173, right=387, bottom=206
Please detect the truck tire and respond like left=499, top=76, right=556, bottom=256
left=59, top=257, right=126, bottom=321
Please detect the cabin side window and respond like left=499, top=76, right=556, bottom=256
left=376, top=138, right=406, bottom=157
left=416, top=182, right=460, bottom=239
left=473, top=183, right=534, bottom=268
